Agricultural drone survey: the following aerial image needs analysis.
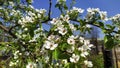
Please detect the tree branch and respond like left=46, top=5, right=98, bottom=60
left=0, top=24, right=17, bottom=38
left=48, top=0, right=52, bottom=20
left=71, top=19, right=118, bottom=34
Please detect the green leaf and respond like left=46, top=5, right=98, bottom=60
left=69, top=63, right=75, bottom=68
left=16, top=0, right=20, bottom=3
left=58, top=53, right=70, bottom=59
left=117, top=30, right=120, bottom=34
left=98, top=22, right=104, bottom=29
left=106, top=24, right=112, bottom=28
left=104, top=35, right=114, bottom=49
left=63, top=4, right=68, bottom=10
left=52, top=49, right=59, bottom=60
left=26, top=0, right=32, bottom=4
left=59, top=43, right=71, bottom=51
left=106, top=24, right=115, bottom=31
left=55, top=4, right=60, bottom=8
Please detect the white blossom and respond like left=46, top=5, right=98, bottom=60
left=84, top=60, right=93, bottom=67
left=78, top=41, right=93, bottom=51
left=70, top=54, right=80, bottom=63
left=25, top=51, right=30, bottom=56
left=86, top=8, right=108, bottom=21
left=44, top=41, right=58, bottom=50
left=110, top=14, right=120, bottom=23
left=26, top=62, right=37, bottom=68
left=62, top=59, right=68, bottom=64
left=36, top=9, right=46, bottom=14
left=58, top=27, right=67, bottom=35
left=67, top=35, right=76, bottom=45
left=78, top=47, right=84, bottom=51
left=69, top=23, right=76, bottom=31
left=72, top=7, right=84, bottom=13
left=82, top=44, right=92, bottom=51
left=99, top=11, right=107, bottom=20
left=67, top=37, right=75, bottom=45
left=14, top=50, right=19, bottom=59
left=60, top=15, right=70, bottom=22
left=84, top=40, right=90, bottom=45
left=66, top=46, right=75, bottom=53
left=45, top=56, right=49, bottom=63
left=81, top=51, right=89, bottom=57
left=47, top=35, right=55, bottom=40
left=87, top=8, right=100, bottom=13
left=50, top=18, right=58, bottom=25
left=0, top=6, right=3, bottom=9
left=9, top=1, right=14, bottom=6
left=29, top=5, right=34, bottom=9
left=24, top=28, right=28, bottom=31
left=9, top=61, right=16, bottom=66
left=86, top=24, right=91, bottom=28
left=40, top=9, right=46, bottom=14
left=79, top=36, right=84, bottom=43
left=28, top=11, right=35, bottom=16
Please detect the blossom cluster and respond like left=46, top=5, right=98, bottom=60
left=50, top=15, right=70, bottom=35
left=67, top=7, right=84, bottom=14
left=85, top=8, right=107, bottom=22
left=43, top=37, right=58, bottom=50
left=18, top=6, right=47, bottom=28
left=9, top=50, right=21, bottom=66
left=7, top=8, right=95, bottom=68
left=67, top=7, right=84, bottom=19
left=110, top=14, right=120, bottom=26
left=0, top=2, right=101, bottom=67
left=42, top=15, right=93, bottom=67
left=43, top=35, right=60, bottom=50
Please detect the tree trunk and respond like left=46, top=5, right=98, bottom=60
left=102, top=45, right=114, bottom=68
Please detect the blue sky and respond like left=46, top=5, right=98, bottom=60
left=32, top=0, right=120, bottom=39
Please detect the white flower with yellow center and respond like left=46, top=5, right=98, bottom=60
left=70, top=54, right=80, bottom=63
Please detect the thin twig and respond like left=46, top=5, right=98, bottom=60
left=48, top=0, right=52, bottom=20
